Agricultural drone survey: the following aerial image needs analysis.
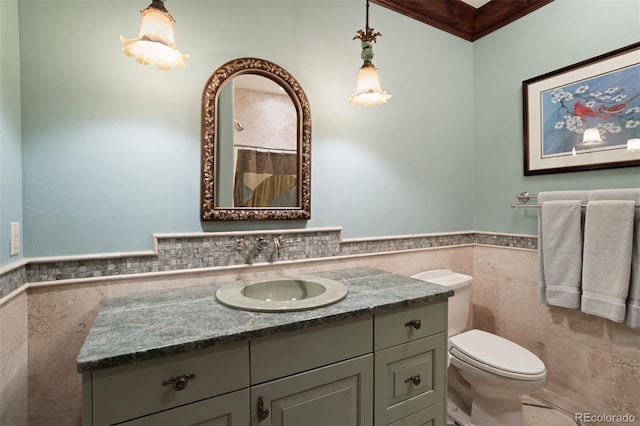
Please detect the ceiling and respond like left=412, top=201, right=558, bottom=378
left=371, top=0, right=555, bottom=41
left=461, top=0, right=491, bottom=8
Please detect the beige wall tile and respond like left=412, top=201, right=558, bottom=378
left=470, top=271, right=500, bottom=333
left=0, top=293, right=28, bottom=426
left=544, top=306, right=611, bottom=352
left=0, top=343, right=28, bottom=426
left=545, top=333, right=613, bottom=413
left=608, top=353, right=640, bottom=418
left=497, top=274, right=549, bottom=333
left=474, top=246, right=537, bottom=283
left=1, top=292, right=27, bottom=366
left=606, top=320, right=640, bottom=362
left=28, top=332, right=85, bottom=424
left=28, top=284, right=114, bottom=340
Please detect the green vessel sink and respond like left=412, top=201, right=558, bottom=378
left=216, top=275, right=348, bottom=312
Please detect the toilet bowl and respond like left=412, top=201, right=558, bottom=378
left=412, top=270, right=547, bottom=426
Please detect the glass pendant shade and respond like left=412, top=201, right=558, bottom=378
left=581, top=127, right=602, bottom=145
left=348, top=63, right=391, bottom=107
left=627, top=138, right=640, bottom=152
left=349, top=0, right=390, bottom=107
left=121, top=0, right=188, bottom=70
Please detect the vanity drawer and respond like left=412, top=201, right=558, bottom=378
left=386, top=402, right=446, bottom=426
left=374, top=301, right=446, bottom=351
left=374, top=333, right=446, bottom=425
left=89, top=341, right=249, bottom=425
left=250, top=316, right=373, bottom=384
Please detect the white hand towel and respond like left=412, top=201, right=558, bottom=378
left=581, top=200, right=636, bottom=322
left=588, top=188, right=640, bottom=328
left=541, top=200, right=584, bottom=308
left=537, top=190, right=588, bottom=305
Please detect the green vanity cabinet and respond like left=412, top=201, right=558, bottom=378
left=82, top=300, right=448, bottom=426
left=374, top=301, right=448, bottom=426
left=82, top=342, right=250, bottom=426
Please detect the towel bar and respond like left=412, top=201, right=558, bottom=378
left=511, top=191, right=640, bottom=208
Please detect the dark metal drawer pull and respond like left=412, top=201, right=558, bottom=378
left=405, top=374, right=421, bottom=386
left=405, top=319, right=421, bottom=330
left=257, top=397, right=270, bottom=420
left=162, top=373, right=195, bottom=391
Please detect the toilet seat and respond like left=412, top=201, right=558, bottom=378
left=449, top=330, right=546, bottom=381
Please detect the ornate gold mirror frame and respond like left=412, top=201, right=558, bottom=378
left=201, top=58, right=311, bottom=221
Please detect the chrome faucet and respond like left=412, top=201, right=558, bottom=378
left=273, top=236, right=281, bottom=257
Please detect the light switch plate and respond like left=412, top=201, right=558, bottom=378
left=10, top=222, right=20, bottom=256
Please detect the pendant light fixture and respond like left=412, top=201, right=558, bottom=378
left=348, top=0, right=391, bottom=107
left=120, top=0, right=189, bottom=70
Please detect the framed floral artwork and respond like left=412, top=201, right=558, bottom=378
left=523, top=42, right=640, bottom=175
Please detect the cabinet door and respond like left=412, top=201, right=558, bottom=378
left=251, top=354, right=373, bottom=426
left=374, top=333, right=446, bottom=425
left=120, top=388, right=250, bottom=426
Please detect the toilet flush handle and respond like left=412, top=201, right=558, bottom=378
left=405, top=319, right=421, bottom=330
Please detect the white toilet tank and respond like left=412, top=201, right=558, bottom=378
left=412, top=269, right=472, bottom=337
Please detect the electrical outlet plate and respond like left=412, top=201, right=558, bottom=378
left=10, top=222, right=20, bottom=256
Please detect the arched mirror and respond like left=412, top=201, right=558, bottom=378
left=201, top=58, right=311, bottom=220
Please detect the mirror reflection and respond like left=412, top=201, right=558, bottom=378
left=201, top=57, right=311, bottom=221
left=216, top=75, right=298, bottom=208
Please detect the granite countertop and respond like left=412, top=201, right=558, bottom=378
left=76, top=267, right=452, bottom=373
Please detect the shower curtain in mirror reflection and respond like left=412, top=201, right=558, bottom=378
left=234, top=149, right=298, bottom=207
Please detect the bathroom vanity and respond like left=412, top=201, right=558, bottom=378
left=77, top=267, right=452, bottom=425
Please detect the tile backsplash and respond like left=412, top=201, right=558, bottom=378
left=0, top=229, right=536, bottom=298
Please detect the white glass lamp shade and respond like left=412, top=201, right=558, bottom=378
left=348, top=64, right=391, bottom=107
left=121, top=5, right=188, bottom=70
left=581, top=127, right=602, bottom=145
left=627, top=138, right=640, bottom=152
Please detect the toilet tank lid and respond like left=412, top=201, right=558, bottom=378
left=412, top=269, right=472, bottom=290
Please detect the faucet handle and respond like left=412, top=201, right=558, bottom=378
left=276, top=236, right=301, bottom=246
left=226, top=238, right=247, bottom=251
left=255, top=237, right=270, bottom=251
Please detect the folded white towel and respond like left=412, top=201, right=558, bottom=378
left=588, top=188, right=640, bottom=328
left=537, top=191, right=588, bottom=305
left=581, top=200, right=636, bottom=322
left=540, top=200, right=584, bottom=308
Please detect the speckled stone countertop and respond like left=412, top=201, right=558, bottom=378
left=77, top=267, right=452, bottom=373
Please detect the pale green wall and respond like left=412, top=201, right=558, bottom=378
left=18, top=0, right=474, bottom=258
left=7, top=0, right=640, bottom=262
left=0, top=0, right=23, bottom=265
left=473, top=0, right=640, bottom=235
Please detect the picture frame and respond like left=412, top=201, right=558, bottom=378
left=523, top=42, right=640, bottom=175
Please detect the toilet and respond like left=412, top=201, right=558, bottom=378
left=412, top=270, right=546, bottom=426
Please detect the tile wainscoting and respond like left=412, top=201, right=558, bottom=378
left=2, top=229, right=637, bottom=426
left=1, top=229, right=536, bottom=297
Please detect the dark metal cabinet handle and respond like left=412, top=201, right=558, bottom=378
left=405, top=375, right=422, bottom=386
left=405, top=319, right=421, bottom=330
left=162, top=373, right=195, bottom=391
left=257, top=397, right=270, bottom=421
